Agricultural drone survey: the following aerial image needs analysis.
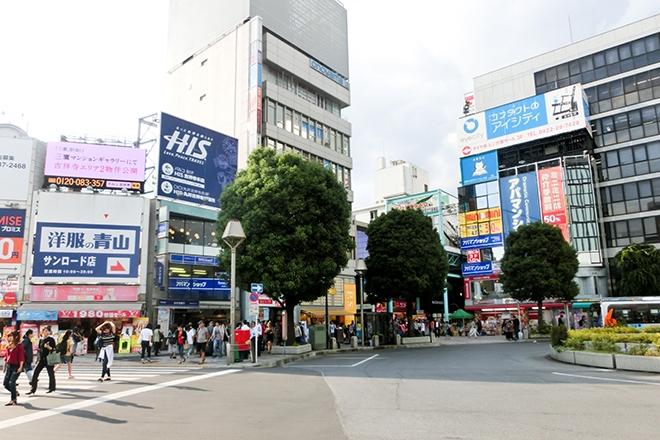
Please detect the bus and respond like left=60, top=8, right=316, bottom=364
left=601, top=297, right=660, bottom=328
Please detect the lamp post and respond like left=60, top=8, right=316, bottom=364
left=355, top=258, right=367, bottom=347
left=222, top=219, right=246, bottom=362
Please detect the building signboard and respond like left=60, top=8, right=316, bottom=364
left=168, top=278, right=229, bottom=292
left=30, top=285, right=138, bottom=302
left=459, top=207, right=503, bottom=251
left=0, top=209, right=26, bottom=267
left=169, top=254, right=218, bottom=266
left=538, top=166, right=569, bottom=241
left=157, top=112, right=238, bottom=206
left=500, top=172, right=541, bottom=238
left=0, top=138, right=32, bottom=201
left=17, top=310, right=58, bottom=321
left=460, top=151, right=498, bottom=186
left=387, top=191, right=441, bottom=216
left=461, top=262, right=494, bottom=277
left=44, top=142, right=146, bottom=192
left=58, top=309, right=141, bottom=319
left=457, top=84, right=591, bottom=157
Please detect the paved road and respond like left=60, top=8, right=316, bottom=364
left=1, top=340, right=659, bottom=439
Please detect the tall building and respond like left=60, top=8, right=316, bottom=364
left=459, top=15, right=660, bottom=320
left=162, top=0, right=355, bottom=324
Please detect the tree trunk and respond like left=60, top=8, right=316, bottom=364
left=407, top=300, right=415, bottom=337
left=285, top=301, right=296, bottom=343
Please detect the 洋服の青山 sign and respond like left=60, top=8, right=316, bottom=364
left=0, top=209, right=26, bottom=267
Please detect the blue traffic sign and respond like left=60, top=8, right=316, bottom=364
left=251, top=283, right=263, bottom=293
left=249, top=292, right=259, bottom=302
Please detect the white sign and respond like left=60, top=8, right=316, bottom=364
left=0, top=138, right=33, bottom=201
left=249, top=303, right=259, bottom=316
left=0, top=309, right=13, bottom=318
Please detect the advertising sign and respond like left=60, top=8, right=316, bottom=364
left=158, top=112, right=238, bottom=206
left=387, top=190, right=441, bottom=216
left=0, top=138, right=33, bottom=201
left=457, top=84, right=591, bottom=157
left=459, top=206, right=503, bottom=251
left=30, top=285, right=138, bottom=302
left=58, top=309, right=141, bottom=319
left=17, top=310, right=58, bottom=321
left=500, top=172, right=541, bottom=238
left=462, top=262, right=493, bottom=277
left=169, top=254, right=218, bottom=266
left=44, top=142, right=146, bottom=192
left=538, top=166, right=569, bottom=241
left=460, top=234, right=504, bottom=250
left=168, top=278, right=229, bottom=292
left=460, top=151, right=498, bottom=186
left=0, top=209, right=26, bottom=267
left=466, top=249, right=481, bottom=263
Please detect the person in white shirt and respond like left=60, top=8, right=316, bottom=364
left=139, top=324, right=154, bottom=363
left=185, top=323, right=195, bottom=357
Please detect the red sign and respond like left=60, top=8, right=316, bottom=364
left=464, top=279, right=471, bottom=300
left=538, top=166, right=569, bottom=241
left=0, top=292, right=17, bottom=305
left=58, top=309, right=141, bottom=319
left=466, top=249, right=481, bottom=263
left=30, top=285, right=139, bottom=302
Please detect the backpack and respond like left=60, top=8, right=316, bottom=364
left=56, top=339, right=67, bottom=355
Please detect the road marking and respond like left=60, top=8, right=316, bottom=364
left=0, top=369, right=239, bottom=431
left=552, top=372, right=660, bottom=386
left=285, top=354, right=379, bottom=368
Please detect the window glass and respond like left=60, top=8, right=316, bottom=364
left=601, top=117, right=614, bottom=133
left=186, top=220, right=204, bottom=245
left=628, top=110, right=642, bottom=127
left=534, top=71, right=546, bottom=86
left=605, top=48, right=619, bottom=64
left=169, top=217, right=186, bottom=244
left=619, top=44, right=632, bottom=60
left=632, top=40, right=646, bottom=56
left=285, top=108, right=292, bottom=132
left=609, top=80, right=624, bottom=97
left=301, top=117, right=308, bottom=139
left=615, top=221, right=628, bottom=238
left=621, top=164, right=636, bottom=178
left=597, top=83, right=610, bottom=100
left=646, top=34, right=660, bottom=53
left=475, top=182, right=488, bottom=197
left=169, top=263, right=191, bottom=278
left=639, top=180, right=653, bottom=198
left=614, top=113, right=628, bottom=131
left=606, top=150, right=619, bottom=167
left=487, top=180, right=499, bottom=194
left=557, top=63, right=569, bottom=79
left=309, top=121, right=315, bottom=140
left=647, top=141, right=660, bottom=159
left=623, top=182, right=639, bottom=200
left=267, top=100, right=276, bottom=124
left=593, top=52, right=606, bottom=68
left=633, top=145, right=647, bottom=162
left=476, top=196, right=488, bottom=210
left=629, top=219, right=644, bottom=236
left=293, top=112, right=301, bottom=136
left=580, top=56, right=594, bottom=72
left=488, top=193, right=500, bottom=207
left=610, top=185, right=624, bottom=202
left=204, top=221, right=217, bottom=247
left=620, top=58, right=634, bottom=73
left=276, top=104, right=284, bottom=128
left=569, top=60, right=580, bottom=76
left=644, top=217, right=658, bottom=236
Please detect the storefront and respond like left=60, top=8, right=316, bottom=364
left=466, top=301, right=567, bottom=333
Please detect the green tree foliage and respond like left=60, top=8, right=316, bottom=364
left=499, top=222, right=579, bottom=326
left=216, top=148, right=353, bottom=341
left=365, top=208, right=449, bottom=336
left=614, top=243, right=660, bottom=296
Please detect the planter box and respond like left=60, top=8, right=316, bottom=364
left=615, top=354, right=660, bottom=373
left=402, top=336, right=431, bottom=345
left=550, top=346, right=576, bottom=364
left=270, top=344, right=312, bottom=355
left=574, top=351, right=615, bottom=369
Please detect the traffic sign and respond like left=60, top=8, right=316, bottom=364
left=251, top=283, right=263, bottom=293
left=249, top=303, right=259, bottom=316
left=249, top=292, right=259, bottom=302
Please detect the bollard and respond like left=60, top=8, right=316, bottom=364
left=372, top=335, right=379, bottom=347
left=331, top=337, right=338, bottom=350
left=396, top=334, right=401, bottom=346
left=350, top=336, right=358, bottom=348
left=430, top=332, right=435, bottom=343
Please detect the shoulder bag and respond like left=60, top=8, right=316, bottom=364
left=47, top=350, right=61, bottom=366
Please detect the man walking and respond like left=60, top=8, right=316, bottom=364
left=139, top=323, right=154, bottom=364
left=211, top=321, right=223, bottom=358
left=195, top=321, right=209, bottom=364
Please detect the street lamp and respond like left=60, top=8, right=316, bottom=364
left=355, top=258, right=367, bottom=347
left=222, top=219, right=246, bottom=361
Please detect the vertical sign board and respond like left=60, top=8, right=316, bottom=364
left=158, top=112, right=238, bottom=207
left=0, top=138, right=32, bottom=201
left=31, top=192, right=143, bottom=283
left=538, top=167, right=570, bottom=241
left=0, top=209, right=26, bottom=267
left=499, top=172, right=542, bottom=239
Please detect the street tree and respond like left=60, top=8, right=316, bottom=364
left=499, top=222, right=579, bottom=328
left=216, top=148, right=353, bottom=342
left=614, top=243, right=660, bottom=296
left=365, top=208, right=449, bottom=336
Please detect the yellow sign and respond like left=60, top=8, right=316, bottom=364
left=344, top=283, right=356, bottom=314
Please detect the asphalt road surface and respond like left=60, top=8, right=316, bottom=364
left=2, top=340, right=659, bottom=439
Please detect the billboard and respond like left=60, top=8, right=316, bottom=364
left=538, top=166, right=569, bottom=241
left=31, top=192, right=144, bottom=283
left=460, top=151, right=498, bottom=186
left=30, top=285, right=138, bottom=302
left=459, top=207, right=503, bottom=250
left=0, top=138, right=33, bottom=201
left=44, top=142, right=146, bottom=192
left=500, top=172, right=541, bottom=238
left=158, top=112, right=238, bottom=206
left=386, top=190, right=441, bottom=215
left=457, top=84, right=591, bottom=157
left=0, top=209, right=26, bottom=268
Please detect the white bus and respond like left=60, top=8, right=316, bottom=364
left=601, top=297, right=660, bottom=328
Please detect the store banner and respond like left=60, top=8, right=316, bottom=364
left=168, top=278, right=229, bottom=291
left=500, top=172, right=541, bottom=238
left=58, top=309, right=141, bottom=319
left=0, top=208, right=26, bottom=267
left=460, top=234, right=503, bottom=250
left=538, top=166, right=569, bottom=241
left=17, top=310, right=58, bottom=321
left=462, top=262, right=494, bottom=277
left=30, top=285, right=138, bottom=302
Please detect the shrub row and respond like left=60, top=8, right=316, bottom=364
left=560, top=326, right=660, bottom=355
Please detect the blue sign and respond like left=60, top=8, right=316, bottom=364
left=155, top=256, right=165, bottom=287
left=461, top=262, right=493, bottom=277
left=0, top=208, right=26, bottom=237
left=157, top=222, right=167, bottom=238
left=460, top=151, right=499, bottom=186
left=158, top=112, right=238, bottom=206
left=251, top=283, right=263, bottom=293
left=169, top=254, right=218, bottom=266
left=157, top=300, right=199, bottom=308
left=460, top=234, right=504, bottom=250
left=500, top=172, right=541, bottom=238
left=485, top=95, right=548, bottom=139
left=17, top=310, right=58, bottom=321
left=168, top=278, right=228, bottom=291
left=32, top=222, right=140, bottom=282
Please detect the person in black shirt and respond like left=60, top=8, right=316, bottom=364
left=26, top=326, right=56, bottom=395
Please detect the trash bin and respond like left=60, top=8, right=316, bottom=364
left=309, top=324, right=327, bottom=350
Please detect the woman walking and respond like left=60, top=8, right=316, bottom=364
left=176, top=324, right=187, bottom=364
left=265, top=322, right=274, bottom=354
left=21, top=329, right=34, bottom=384
left=26, top=326, right=57, bottom=395
left=95, top=321, right=116, bottom=381
left=3, top=331, right=24, bottom=406
left=167, top=324, right=178, bottom=359
left=53, top=330, right=75, bottom=379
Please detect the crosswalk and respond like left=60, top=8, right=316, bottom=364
left=4, top=366, right=199, bottom=397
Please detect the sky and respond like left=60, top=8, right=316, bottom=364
left=2, top=1, right=660, bottom=208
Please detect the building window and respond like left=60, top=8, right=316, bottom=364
left=285, top=108, right=292, bottom=132
left=600, top=175, right=660, bottom=218
left=593, top=103, right=660, bottom=148
left=370, top=210, right=378, bottom=220
left=276, top=104, right=284, bottom=129
left=169, top=217, right=186, bottom=244
left=267, top=100, right=276, bottom=125
left=293, top=112, right=301, bottom=136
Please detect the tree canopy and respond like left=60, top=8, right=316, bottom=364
left=216, top=148, right=353, bottom=341
left=365, top=208, right=449, bottom=336
left=614, top=243, right=660, bottom=296
left=499, top=222, right=579, bottom=325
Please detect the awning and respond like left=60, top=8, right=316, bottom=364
left=18, top=302, right=143, bottom=320
left=466, top=302, right=566, bottom=311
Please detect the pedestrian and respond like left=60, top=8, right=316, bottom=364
left=176, top=324, right=187, bottom=364
left=512, top=315, right=521, bottom=340
left=139, top=323, right=154, bottom=364
left=53, top=329, right=75, bottom=379
left=26, top=326, right=57, bottom=396
left=95, top=321, right=116, bottom=381
left=223, top=321, right=231, bottom=355
left=211, top=321, right=223, bottom=358
left=468, top=319, right=478, bottom=338
left=3, top=330, right=24, bottom=406
left=21, top=329, right=34, bottom=385
left=71, top=326, right=82, bottom=356
left=195, top=320, right=209, bottom=364
left=153, top=324, right=162, bottom=356
left=265, top=322, right=274, bottom=353
left=185, top=323, right=195, bottom=357
left=167, top=325, right=178, bottom=359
